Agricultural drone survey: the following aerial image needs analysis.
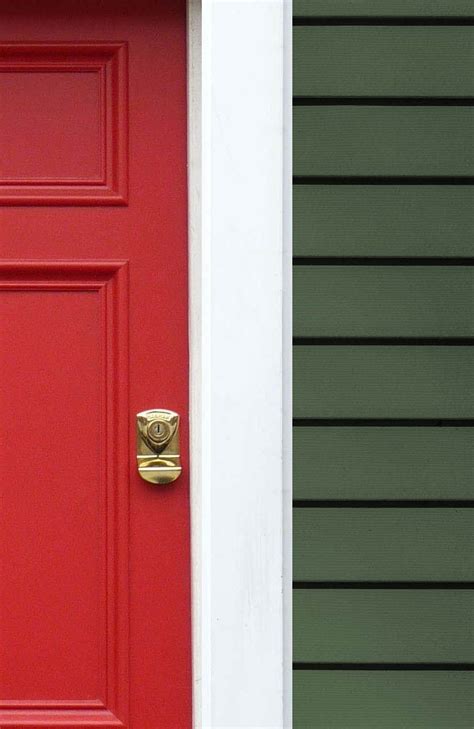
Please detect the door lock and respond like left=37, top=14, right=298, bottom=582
left=136, top=409, right=182, bottom=484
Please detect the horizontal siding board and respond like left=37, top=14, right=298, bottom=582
left=294, top=27, right=474, bottom=96
left=294, top=590, right=474, bottom=661
left=293, top=266, right=474, bottom=336
left=293, top=346, right=474, bottom=417
left=294, top=107, right=474, bottom=176
left=293, top=509, right=474, bottom=581
left=293, top=1, right=474, bottom=16
left=294, top=672, right=474, bottom=729
left=293, top=186, right=474, bottom=257
left=293, top=427, right=474, bottom=499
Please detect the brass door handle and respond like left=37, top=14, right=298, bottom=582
left=136, top=409, right=182, bottom=484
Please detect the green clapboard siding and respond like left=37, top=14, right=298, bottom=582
left=294, top=27, right=474, bottom=96
left=294, top=672, right=474, bottom=729
left=293, top=1, right=474, bottom=16
left=293, top=4, right=474, bottom=726
left=294, top=107, right=474, bottom=176
left=294, top=509, right=474, bottom=581
left=294, top=267, right=474, bottom=337
left=293, top=186, right=474, bottom=257
left=294, top=590, right=474, bottom=662
left=293, top=427, right=474, bottom=499
left=294, top=346, right=474, bottom=418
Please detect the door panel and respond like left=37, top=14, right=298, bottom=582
left=0, top=265, right=128, bottom=709
left=0, top=3, right=190, bottom=728
left=0, top=42, right=127, bottom=204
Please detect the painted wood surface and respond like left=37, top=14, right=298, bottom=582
left=0, top=2, right=191, bottom=727
left=293, top=4, right=474, bottom=727
left=294, top=427, right=474, bottom=499
left=294, top=107, right=474, bottom=176
left=294, top=509, right=474, bottom=580
left=294, top=590, right=474, bottom=661
left=294, top=266, right=474, bottom=336
left=293, top=186, right=474, bottom=256
left=294, top=1, right=474, bottom=17
left=294, top=346, right=474, bottom=418
left=295, top=27, right=474, bottom=96
left=191, top=2, right=288, bottom=726
left=294, top=672, right=474, bottom=729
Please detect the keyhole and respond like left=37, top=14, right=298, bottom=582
left=149, top=421, right=162, bottom=438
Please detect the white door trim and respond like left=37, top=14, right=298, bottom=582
left=188, top=1, right=292, bottom=727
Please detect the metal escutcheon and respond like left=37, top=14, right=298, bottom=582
left=136, top=409, right=182, bottom=485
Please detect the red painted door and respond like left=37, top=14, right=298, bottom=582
left=0, top=2, right=191, bottom=727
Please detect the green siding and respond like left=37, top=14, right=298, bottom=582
left=294, top=267, right=474, bottom=336
left=293, top=186, right=474, bottom=257
left=294, top=673, right=474, bottom=729
left=294, top=427, right=474, bottom=499
left=294, top=590, right=474, bottom=661
left=294, top=107, right=474, bottom=177
left=294, top=1, right=474, bottom=16
left=295, top=27, right=474, bottom=96
left=294, top=509, right=474, bottom=581
left=294, top=346, right=474, bottom=418
left=293, top=4, right=473, bottom=727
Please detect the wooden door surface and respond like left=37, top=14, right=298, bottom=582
left=0, top=2, right=191, bottom=727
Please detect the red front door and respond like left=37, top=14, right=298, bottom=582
left=0, top=2, right=191, bottom=727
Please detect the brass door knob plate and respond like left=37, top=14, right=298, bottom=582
left=136, top=409, right=182, bottom=484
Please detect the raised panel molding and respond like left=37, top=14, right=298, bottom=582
left=0, top=261, right=129, bottom=728
left=0, top=44, right=128, bottom=205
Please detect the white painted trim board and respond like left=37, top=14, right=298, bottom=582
left=188, top=1, right=292, bottom=727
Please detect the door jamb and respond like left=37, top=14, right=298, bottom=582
left=188, top=1, right=292, bottom=726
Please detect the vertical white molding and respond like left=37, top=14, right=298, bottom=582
left=282, top=2, right=293, bottom=727
left=188, top=1, right=213, bottom=726
left=189, top=1, right=289, bottom=727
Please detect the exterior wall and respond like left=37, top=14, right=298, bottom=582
left=293, top=3, right=474, bottom=727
